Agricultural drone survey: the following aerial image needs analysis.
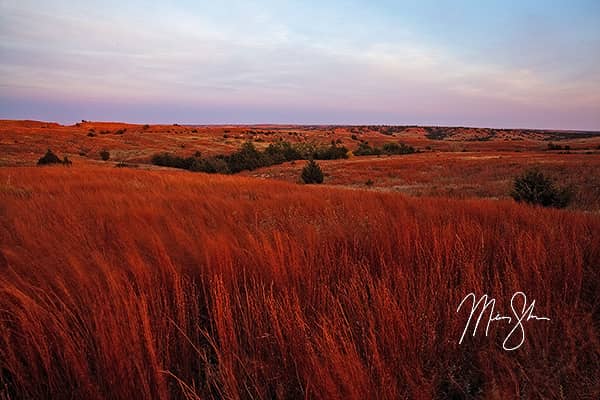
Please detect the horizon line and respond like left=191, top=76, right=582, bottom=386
left=3, top=119, right=599, bottom=133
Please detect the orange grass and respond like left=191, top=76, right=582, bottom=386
left=3, top=120, right=600, bottom=167
left=0, top=166, right=599, bottom=399
left=243, top=152, right=600, bottom=211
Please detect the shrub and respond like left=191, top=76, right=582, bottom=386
left=225, top=142, right=265, bottom=173
left=547, top=142, right=570, bottom=151
left=201, top=157, right=230, bottom=174
left=37, top=149, right=62, bottom=165
left=301, top=160, right=324, bottom=184
left=115, top=161, right=137, bottom=168
left=424, top=127, right=448, bottom=140
left=265, top=141, right=303, bottom=164
left=62, top=156, right=72, bottom=166
left=511, top=169, right=572, bottom=208
left=354, top=142, right=380, bottom=156
left=151, top=153, right=197, bottom=170
left=313, top=144, right=348, bottom=160
left=100, top=150, right=110, bottom=161
left=382, top=142, right=416, bottom=155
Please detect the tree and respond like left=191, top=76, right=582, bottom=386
left=301, top=160, right=324, bottom=184
left=511, top=169, right=572, bottom=208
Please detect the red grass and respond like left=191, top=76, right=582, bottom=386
left=243, top=152, right=600, bottom=211
left=1, top=166, right=598, bottom=399
left=3, top=120, right=600, bottom=167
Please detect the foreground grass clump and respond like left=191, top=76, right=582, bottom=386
left=0, top=167, right=598, bottom=399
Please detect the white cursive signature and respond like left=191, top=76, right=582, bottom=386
left=456, top=292, right=550, bottom=351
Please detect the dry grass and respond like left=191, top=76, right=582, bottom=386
left=2, top=120, right=600, bottom=167
left=243, top=152, right=600, bottom=211
left=1, top=166, right=598, bottom=399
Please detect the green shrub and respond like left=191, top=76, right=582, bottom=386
left=225, top=142, right=266, bottom=173
left=424, top=127, right=448, bottom=140
left=382, top=142, right=416, bottom=155
left=151, top=153, right=197, bottom=170
left=197, top=157, right=230, bottom=174
left=547, top=142, right=570, bottom=151
left=354, top=142, right=380, bottom=156
left=267, top=141, right=304, bottom=163
left=301, top=160, right=324, bottom=184
left=37, top=149, right=62, bottom=165
left=313, top=144, right=348, bottom=160
left=100, top=150, right=110, bottom=161
left=511, top=169, right=572, bottom=208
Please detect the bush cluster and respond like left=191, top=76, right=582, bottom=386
left=547, top=142, right=571, bottom=151
left=151, top=152, right=206, bottom=171
left=37, top=149, right=72, bottom=166
left=353, top=142, right=416, bottom=156
left=151, top=141, right=348, bottom=174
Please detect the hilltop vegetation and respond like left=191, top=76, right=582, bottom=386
left=151, top=141, right=350, bottom=174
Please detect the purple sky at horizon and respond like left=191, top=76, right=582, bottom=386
left=1, top=1, right=599, bottom=129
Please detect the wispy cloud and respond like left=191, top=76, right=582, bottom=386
left=1, top=0, right=599, bottom=128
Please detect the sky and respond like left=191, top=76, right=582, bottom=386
left=1, top=0, right=599, bottom=129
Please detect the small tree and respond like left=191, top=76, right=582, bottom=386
left=100, top=150, right=110, bottom=161
left=511, top=169, right=572, bottom=208
left=37, top=149, right=62, bottom=165
left=301, top=159, right=324, bottom=184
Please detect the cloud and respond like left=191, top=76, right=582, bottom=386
left=0, top=0, right=599, bottom=128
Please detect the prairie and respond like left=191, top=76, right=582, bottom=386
left=1, top=122, right=599, bottom=399
left=242, top=152, right=600, bottom=211
left=2, top=120, right=600, bottom=210
left=0, top=165, right=599, bottom=399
